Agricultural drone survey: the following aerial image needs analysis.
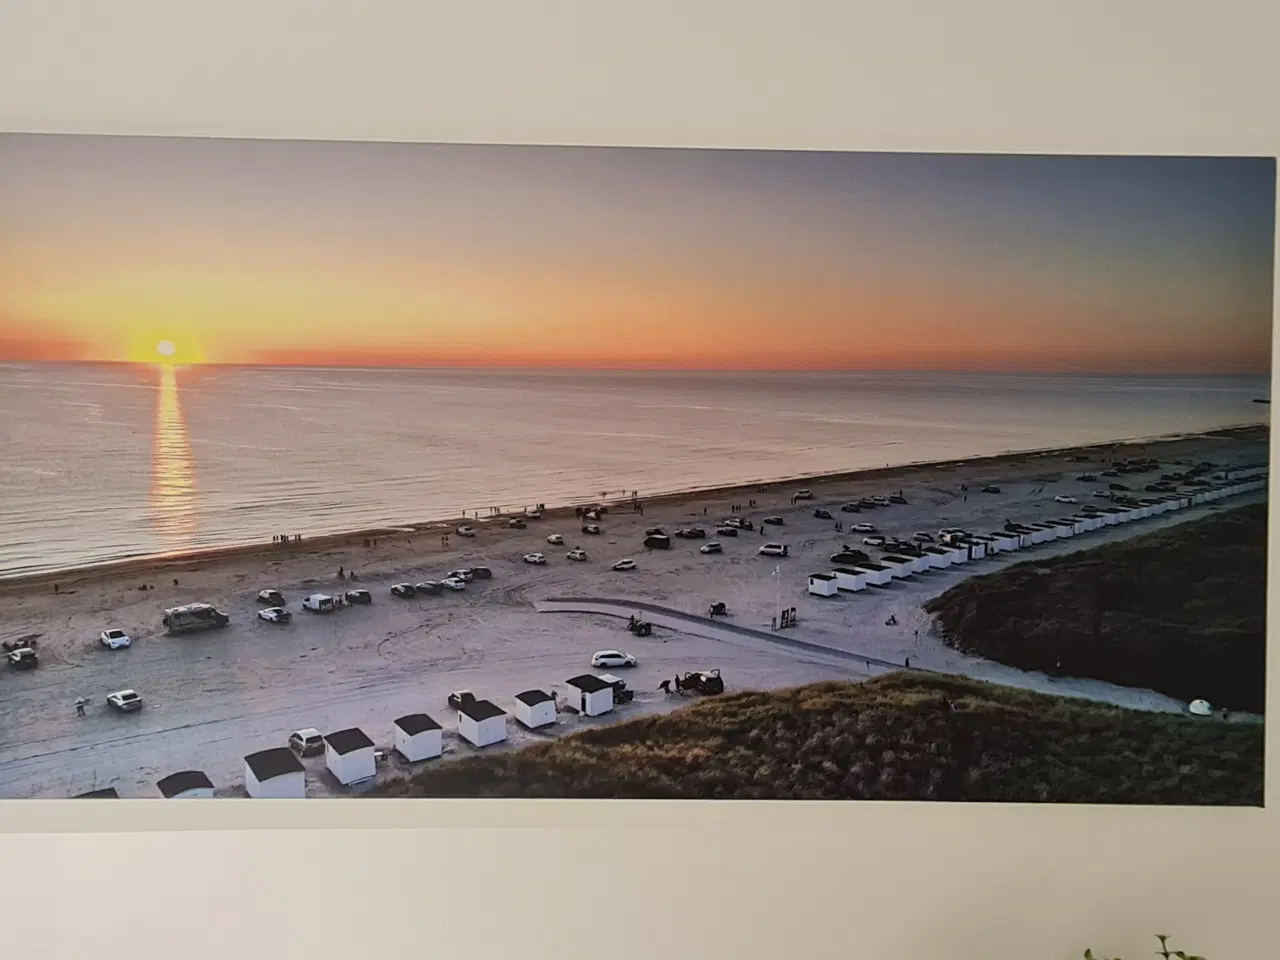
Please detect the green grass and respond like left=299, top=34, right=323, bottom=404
left=372, top=673, right=1263, bottom=803
left=924, top=503, right=1268, bottom=712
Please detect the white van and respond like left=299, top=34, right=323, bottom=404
left=162, top=603, right=230, bottom=635
left=302, top=594, right=336, bottom=613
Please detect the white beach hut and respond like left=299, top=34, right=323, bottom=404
left=324, top=728, right=376, bottom=786
left=156, top=770, right=215, bottom=799
left=514, top=689, right=558, bottom=729
left=458, top=699, right=508, bottom=747
left=923, top=547, right=952, bottom=568
left=907, top=552, right=932, bottom=573
left=244, top=747, right=306, bottom=799
left=394, top=714, right=443, bottom=762
left=852, top=563, right=893, bottom=586
left=566, top=674, right=615, bottom=717
left=832, top=568, right=868, bottom=592
left=879, top=556, right=913, bottom=579
left=807, top=573, right=839, bottom=597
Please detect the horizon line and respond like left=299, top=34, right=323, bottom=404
left=0, top=358, right=1271, bottom=378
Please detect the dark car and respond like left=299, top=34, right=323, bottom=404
left=715, top=526, right=739, bottom=537
left=1077, top=474, right=1097, bottom=481
left=507, top=518, right=527, bottom=529
left=762, top=516, right=784, bottom=526
left=447, top=690, right=477, bottom=711
left=257, top=589, right=285, bottom=607
left=674, top=527, right=707, bottom=539
left=982, top=485, right=1001, bottom=494
left=467, top=566, right=494, bottom=580
left=889, top=495, right=907, bottom=505
left=390, top=583, right=417, bottom=599
left=813, top=508, right=833, bottom=520
left=1109, top=482, right=1129, bottom=491
left=839, top=503, right=861, bottom=513
left=7, top=647, right=38, bottom=671
left=344, top=589, right=372, bottom=605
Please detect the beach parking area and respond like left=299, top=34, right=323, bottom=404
left=0, top=428, right=1266, bottom=798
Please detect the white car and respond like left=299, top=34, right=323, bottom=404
left=863, top=535, right=886, bottom=547
left=700, top=541, right=723, bottom=555
left=99, top=629, right=132, bottom=650
left=566, top=548, right=588, bottom=561
left=591, top=650, right=638, bottom=668
left=794, top=489, right=813, bottom=500
left=1054, top=494, right=1078, bottom=504
left=446, top=569, right=474, bottom=582
left=1093, top=489, right=1113, bottom=499
left=852, top=523, right=876, bottom=533
left=612, top=558, right=637, bottom=571
left=288, top=728, right=324, bottom=757
left=758, top=542, right=789, bottom=557
left=440, top=577, right=467, bottom=591
left=523, top=553, right=547, bottom=565
left=106, top=689, right=143, bottom=712
left=456, top=524, right=476, bottom=537
left=547, top=534, right=565, bottom=545
left=257, top=606, right=292, bottom=623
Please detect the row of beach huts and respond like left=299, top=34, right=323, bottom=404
left=75, top=674, right=623, bottom=799
left=806, top=469, right=1268, bottom=597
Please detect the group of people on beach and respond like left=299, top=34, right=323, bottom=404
left=272, top=534, right=302, bottom=545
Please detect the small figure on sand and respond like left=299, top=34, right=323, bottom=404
left=885, top=614, right=897, bottom=626
left=75, top=697, right=86, bottom=717
left=658, top=679, right=672, bottom=694
left=904, top=656, right=911, bottom=668
left=337, top=566, right=344, bottom=579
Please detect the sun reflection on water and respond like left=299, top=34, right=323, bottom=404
left=149, top=365, right=198, bottom=543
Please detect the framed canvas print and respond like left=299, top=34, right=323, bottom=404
left=0, top=134, right=1271, bottom=805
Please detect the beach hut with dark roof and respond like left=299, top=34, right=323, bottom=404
left=831, top=568, right=868, bottom=592
left=74, top=787, right=119, bottom=798
left=513, top=689, right=557, bottom=730
left=325, top=727, right=376, bottom=786
left=565, top=674, right=614, bottom=717
left=458, top=698, right=507, bottom=748
left=244, top=747, right=306, bottom=799
left=157, top=770, right=215, bottom=799
left=807, top=572, right=839, bottom=597
left=394, top=713, right=442, bottom=762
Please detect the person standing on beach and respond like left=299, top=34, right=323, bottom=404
left=75, top=697, right=86, bottom=717
left=338, top=566, right=344, bottom=579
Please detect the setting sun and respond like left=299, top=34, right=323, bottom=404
left=156, top=340, right=176, bottom=358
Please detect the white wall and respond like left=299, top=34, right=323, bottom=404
left=808, top=576, right=839, bottom=596
left=245, top=769, right=305, bottom=800
left=326, top=745, right=375, bottom=786
left=395, top=727, right=442, bottom=762
left=582, top=688, right=613, bottom=717
left=516, top=699, right=556, bottom=729
left=459, top=713, right=507, bottom=747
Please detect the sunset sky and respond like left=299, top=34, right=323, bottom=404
left=0, top=134, right=1274, bottom=373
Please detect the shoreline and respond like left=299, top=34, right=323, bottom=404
left=0, top=422, right=1265, bottom=593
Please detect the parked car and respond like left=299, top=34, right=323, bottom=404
left=889, top=494, right=908, bottom=505
left=288, top=728, right=324, bottom=757
left=675, top=527, right=707, bottom=539
left=415, top=581, right=442, bottom=595
left=507, top=518, right=527, bottom=529
left=912, top=532, right=935, bottom=543
left=390, top=583, right=417, bottom=598
left=758, top=542, right=789, bottom=557
left=582, top=524, right=602, bottom=535
left=106, top=689, right=143, bottom=713
left=7, top=647, right=38, bottom=670
left=445, top=569, right=475, bottom=583
left=547, top=533, right=565, bottom=545
left=852, top=523, right=876, bottom=533
left=794, top=489, right=813, bottom=500
left=256, top=589, right=285, bottom=606
left=700, top=541, right=723, bottom=555
left=301, top=594, right=335, bottom=613
left=612, top=558, right=637, bottom=571
left=455, top=524, right=476, bottom=537
left=257, top=606, right=292, bottom=624
left=1077, top=474, right=1097, bottom=482
left=725, top=517, right=754, bottom=530
left=813, top=508, right=833, bottom=520
left=440, top=577, right=467, bottom=591
left=762, top=516, right=784, bottom=526
left=523, top=552, right=547, bottom=565
left=1093, top=490, right=1112, bottom=499
left=839, top=503, right=861, bottom=513
left=1109, top=482, right=1130, bottom=491
left=863, top=536, right=886, bottom=547
left=468, top=566, right=493, bottom=580
left=447, top=690, right=477, bottom=711
left=715, top=525, right=739, bottom=537
left=99, top=628, right=132, bottom=650
left=870, top=496, right=891, bottom=507
left=1054, top=494, right=1078, bottom=504
left=591, top=650, right=638, bottom=668
left=645, top=527, right=667, bottom=537
left=982, top=485, right=1001, bottom=494
left=566, top=548, right=588, bottom=561
left=344, top=589, right=372, bottom=605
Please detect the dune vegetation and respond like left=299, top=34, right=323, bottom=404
left=373, top=673, right=1263, bottom=804
left=924, top=503, right=1267, bottom=712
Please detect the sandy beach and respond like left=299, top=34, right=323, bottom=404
left=0, top=425, right=1266, bottom=798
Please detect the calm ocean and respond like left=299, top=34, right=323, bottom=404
left=0, top=364, right=1268, bottom=578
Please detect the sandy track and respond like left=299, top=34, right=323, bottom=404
left=0, top=432, right=1265, bottom=798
